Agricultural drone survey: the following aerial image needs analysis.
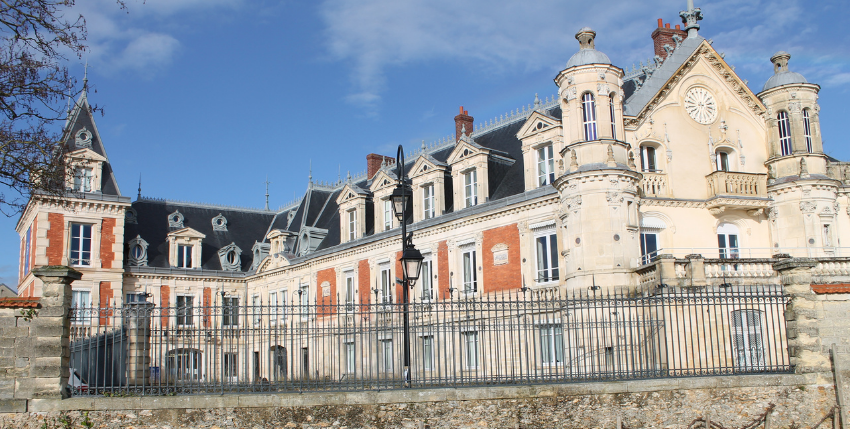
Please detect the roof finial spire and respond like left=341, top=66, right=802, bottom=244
left=534, top=93, right=541, bottom=109
left=308, top=159, right=313, bottom=184
left=264, top=176, right=271, bottom=211
left=137, top=173, right=142, bottom=200
left=82, top=58, right=89, bottom=93
left=680, top=0, right=703, bottom=39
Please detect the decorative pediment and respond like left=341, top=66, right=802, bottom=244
left=446, top=141, right=489, bottom=165
left=166, top=226, right=206, bottom=240
left=370, top=169, right=397, bottom=193
left=517, top=111, right=562, bottom=140
left=66, top=147, right=107, bottom=163
left=167, top=210, right=184, bottom=228
left=211, top=213, right=227, bottom=231
left=217, top=242, right=243, bottom=272
left=410, top=154, right=448, bottom=178
left=335, top=183, right=370, bottom=205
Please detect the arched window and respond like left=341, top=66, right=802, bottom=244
left=717, top=223, right=739, bottom=259
left=777, top=111, right=792, bottom=156
left=581, top=93, right=598, bottom=141
left=802, top=109, right=813, bottom=153
left=716, top=150, right=730, bottom=172
left=640, top=145, right=657, bottom=172
left=609, top=93, right=617, bottom=140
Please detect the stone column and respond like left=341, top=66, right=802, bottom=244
left=657, top=254, right=678, bottom=287
left=685, top=254, right=706, bottom=288
left=773, top=258, right=831, bottom=383
left=28, top=266, right=82, bottom=400
left=125, top=301, right=155, bottom=386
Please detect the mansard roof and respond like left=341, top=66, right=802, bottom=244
left=125, top=198, right=275, bottom=272
left=624, top=35, right=704, bottom=117
left=62, top=91, right=121, bottom=196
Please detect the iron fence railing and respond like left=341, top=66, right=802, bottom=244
left=68, top=285, right=790, bottom=396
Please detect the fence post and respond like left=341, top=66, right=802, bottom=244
left=125, top=300, right=155, bottom=386
left=773, top=258, right=831, bottom=382
left=30, top=266, right=82, bottom=400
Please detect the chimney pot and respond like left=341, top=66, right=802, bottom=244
left=675, top=24, right=680, bottom=30
left=657, top=18, right=663, bottom=28
left=665, top=23, right=670, bottom=29
left=454, top=108, right=474, bottom=141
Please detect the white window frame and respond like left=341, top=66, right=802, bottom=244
left=348, top=209, right=357, bottom=241
left=534, top=232, right=559, bottom=285
left=463, top=331, right=479, bottom=369
left=422, top=335, right=434, bottom=371
left=462, top=248, right=477, bottom=294
left=536, top=144, right=555, bottom=187
left=176, top=295, right=195, bottom=327
left=420, top=258, right=433, bottom=301
left=717, top=223, right=740, bottom=259
left=73, top=167, right=93, bottom=193
left=463, top=169, right=478, bottom=208
left=803, top=109, right=813, bottom=153
left=298, top=285, right=309, bottom=320
left=222, top=296, right=239, bottom=327
left=581, top=92, right=598, bottom=141
left=539, top=323, right=564, bottom=365
left=71, top=289, right=92, bottom=325
left=778, top=111, right=792, bottom=156
left=223, top=352, right=238, bottom=380
left=344, top=271, right=355, bottom=312
left=716, top=150, right=730, bottom=172
left=177, top=244, right=193, bottom=268
left=423, top=184, right=435, bottom=220
left=69, top=223, right=93, bottom=267
left=345, top=341, right=356, bottom=374
left=731, top=309, right=765, bottom=371
left=380, top=265, right=392, bottom=304
left=640, top=146, right=657, bottom=172
left=383, top=199, right=393, bottom=231
left=251, top=294, right=261, bottom=326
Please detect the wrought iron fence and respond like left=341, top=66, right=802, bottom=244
left=68, top=285, right=791, bottom=396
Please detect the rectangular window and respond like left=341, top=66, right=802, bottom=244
left=420, top=259, right=432, bottom=301
left=126, top=292, right=146, bottom=303
left=176, top=295, right=194, bottom=326
left=422, top=335, right=434, bottom=371
left=539, top=324, right=564, bottom=364
left=609, top=96, right=616, bottom=140
left=70, top=223, right=92, bottom=266
left=716, top=151, right=730, bottom=172
left=423, top=184, right=435, bottom=219
left=269, top=291, right=277, bottom=323
left=383, top=199, right=392, bottom=231
left=348, top=210, right=357, bottom=241
left=71, top=290, right=91, bottom=324
left=778, top=111, right=792, bottom=156
left=464, top=170, right=478, bottom=208
left=73, top=167, right=93, bottom=193
left=345, top=342, right=355, bottom=374
left=252, top=294, right=261, bottom=326
left=177, top=244, right=193, bottom=268
left=640, top=232, right=659, bottom=265
left=537, top=145, right=555, bottom=187
left=344, top=272, right=355, bottom=311
left=462, top=249, right=477, bottom=294
left=463, top=331, right=479, bottom=369
left=535, top=233, right=559, bottom=283
left=381, top=339, right=393, bottom=372
left=279, top=290, right=287, bottom=323
left=298, top=285, right=309, bottom=318
left=641, top=146, right=657, bottom=172
left=223, top=352, right=238, bottom=379
left=222, top=297, right=239, bottom=327
left=380, top=266, right=392, bottom=304
left=718, top=233, right=739, bottom=259
left=803, top=109, right=813, bottom=153
left=581, top=93, right=598, bottom=141
left=731, top=310, right=765, bottom=371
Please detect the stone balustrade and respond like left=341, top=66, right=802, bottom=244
left=705, top=171, right=767, bottom=198
left=639, top=172, right=669, bottom=197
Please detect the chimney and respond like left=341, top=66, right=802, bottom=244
left=366, top=153, right=395, bottom=179
left=651, top=18, right=687, bottom=61
left=454, top=106, right=474, bottom=141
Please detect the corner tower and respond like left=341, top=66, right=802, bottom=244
left=553, top=28, right=639, bottom=290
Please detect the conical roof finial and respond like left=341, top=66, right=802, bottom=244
left=137, top=173, right=141, bottom=200
left=534, top=93, right=541, bottom=109
left=679, top=0, right=703, bottom=38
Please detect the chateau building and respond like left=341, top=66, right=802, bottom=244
left=12, top=2, right=850, bottom=381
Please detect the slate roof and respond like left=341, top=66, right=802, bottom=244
left=63, top=91, right=122, bottom=196
left=624, top=35, right=705, bottom=117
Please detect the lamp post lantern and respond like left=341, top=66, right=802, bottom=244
left=392, top=144, right=422, bottom=387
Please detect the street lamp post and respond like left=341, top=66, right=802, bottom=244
left=390, top=144, right=424, bottom=387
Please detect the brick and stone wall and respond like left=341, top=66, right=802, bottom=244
left=481, top=224, right=521, bottom=293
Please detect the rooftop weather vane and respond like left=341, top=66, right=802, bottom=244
left=264, top=176, right=271, bottom=211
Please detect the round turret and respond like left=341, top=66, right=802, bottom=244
left=566, top=27, right=611, bottom=68
left=762, top=51, right=808, bottom=91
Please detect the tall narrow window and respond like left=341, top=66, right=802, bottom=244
left=345, top=342, right=355, bottom=373
left=717, top=223, right=740, bottom=259
left=299, top=286, right=309, bottom=318
left=640, top=232, right=659, bottom=265
left=73, top=167, right=93, bottom=192
left=537, top=145, right=555, bottom=186
left=803, top=109, right=813, bottom=153
left=381, top=266, right=392, bottom=303
left=464, top=170, right=478, bottom=208
left=731, top=310, right=765, bottom=371
left=348, top=209, right=357, bottom=241
left=344, top=272, right=355, bottom=311
left=252, top=294, right=261, bottom=325
left=778, top=111, right=792, bottom=156
left=176, top=295, right=194, bottom=326
left=23, top=226, right=31, bottom=276
left=716, top=150, right=730, bottom=172
left=177, top=244, right=193, bottom=268
left=269, top=291, right=278, bottom=323
left=222, top=296, right=239, bottom=327
left=423, top=184, right=435, bottom=219
left=609, top=94, right=617, bottom=140
left=71, top=290, right=91, bottom=324
left=463, top=331, right=479, bottom=369
left=223, top=352, right=238, bottom=379
left=581, top=93, right=598, bottom=141
left=383, top=199, right=392, bottom=231
left=70, top=223, right=92, bottom=266
left=462, top=249, right=477, bottom=294
left=539, top=324, right=564, bottom=364
left=640, top=146, right=657, bottom=172
left=422, top=336, right=434, bottom=371
left=420, top=259, right=432, bottom=301
left=535, top=233, right=559, bottom=283
left=823, top=224, right=833, bottom=247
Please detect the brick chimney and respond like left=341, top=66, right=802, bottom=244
left=454, top=106, right=474, bottom=141
left=366, top=153, right=395, bottom=179
left=651, top=18, right=686, bottom=61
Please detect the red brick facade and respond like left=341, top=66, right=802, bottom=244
left=358, top=259, right=371, bottom=313
left=317, top=267, right=337, bottom=316
left=100, top=217, right=116, bottom=269
left=394, top=251, right=404, bottom=303
left=46, top=213, right=64, bottom=266
left=651, top=19, right=686, bottom=61
left=99, top=281, right=113, bottom=325
left=437, top=241, right=450, bottom=300
left=203, top=287, right=212, bottom=328
left=160, top=285, right=170, bottom=326
left=367, top=153, right=395, bottom=179
left=482, top=224, right=522, bottom=293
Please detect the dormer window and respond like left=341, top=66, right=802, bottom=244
left=177, top=245, right=193, bottom=268
left=464, top=169, right=478, bottom=208
left=65, top=147, right=105, bottom=193
left=128, top=235, right=149, bottom=267
left=423, top=184, right=435, bottom=219
left=348, top=209, right=357, bottom=240
left=167, top=227, right=205, bottom=269
left=336, top=183, right=370, bottom=243
left=218, top=242, right=242, bottom=271
left=73, top=167, right=93, bottom=192
left=778, top=111, right=792, bottom=156
left=537, top=145, right=555, bottom=186
left=383, top=199, right=393, bottom=231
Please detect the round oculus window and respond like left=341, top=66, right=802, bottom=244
left=226, top=250, right=238, bottom=265
left=684, top=87, right=717, bottom=125
left=131, top=244, right=143, bottom=258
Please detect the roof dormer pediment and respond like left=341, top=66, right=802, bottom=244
left=447, top=140, right=489, bottom=165
left=517, top=111, right=562, bottom=140
left=410, top=154, right=448, bottom=178
left=67, top=147, right=107, bottom=163
left=166, top=227, right=206, bottom=240
left=335, top=183, right=370, bottom=205
left=369, top=169, right=398, bottom=193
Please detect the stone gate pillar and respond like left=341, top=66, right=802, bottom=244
left=125, top=300, right=155, bottom=386
left=30, top=266, right=82, bottom=400
left=773, top=258, right=831, bottom=383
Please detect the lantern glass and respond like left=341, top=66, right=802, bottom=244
left=400, top=246, right=424, bottom=286
left=391, top=185, right=406, bottom=221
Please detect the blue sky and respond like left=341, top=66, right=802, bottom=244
left=2, top=0, right=849, bottom=288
